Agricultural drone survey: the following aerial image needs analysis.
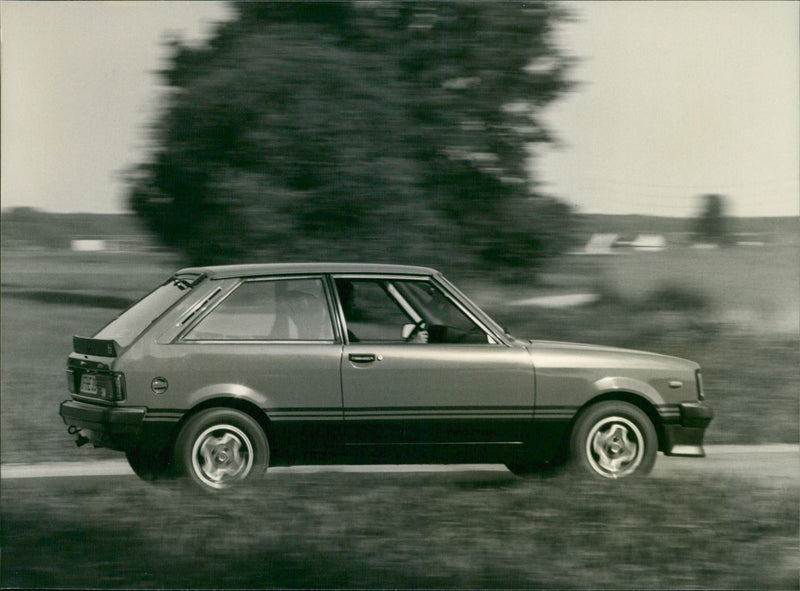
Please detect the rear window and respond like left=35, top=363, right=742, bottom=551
left=94, top=278, right=194, bottom=347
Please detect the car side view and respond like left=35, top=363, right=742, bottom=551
left=60, top=263, right=713, bottom=491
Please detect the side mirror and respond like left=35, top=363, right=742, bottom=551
left=401, top=323, right=416, bottom=340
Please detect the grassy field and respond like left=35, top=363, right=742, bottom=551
left=1, top=251, right=178, bottom=464
left=1, top=247, right=798, bottom=589
left=1, top=246, right=798, bottom=465
left=488, top=300, right=800, bottom=447
left=0, top=250, right=180, bottom=296
left=598, top=245, right=799, bottom=333
left=2, top=471, right=797, bottom=589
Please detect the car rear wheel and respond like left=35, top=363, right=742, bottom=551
left=174, top=408, right=269, bottom=491
left=570, top=401, right=656, bottom=479
left=125, top=445, right=173, bottom=483
left=505, top=460, right=561, bottom=477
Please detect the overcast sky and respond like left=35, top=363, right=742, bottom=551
left=2, top=1, right=798, bottom=217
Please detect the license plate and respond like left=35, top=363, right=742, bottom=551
left=80, top=374, right=98, bottom=395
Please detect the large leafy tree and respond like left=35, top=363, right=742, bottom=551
left=129, top=2, right=576, bottom=276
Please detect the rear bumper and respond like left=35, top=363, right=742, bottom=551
left=60, top=400, right=146, bottom=450
left=663, top=402, right=714, bottom=457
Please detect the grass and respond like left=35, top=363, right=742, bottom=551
left=2, top=472, right=797, bottom=588
left=1, top=247, right=798, bottom=589
left=0, top=296, right=122, bottom=464
left=485, top=296, right=799, bottom=445
left=0, top=250, right=180, bottom=295
left=598, top=245, right=799, bottom=333
left=0, top=250, right=179, bottom=464
left=1, top=247, right=798, bottom=464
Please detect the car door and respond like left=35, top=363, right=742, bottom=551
left=334, top=275, right=535, bottom=462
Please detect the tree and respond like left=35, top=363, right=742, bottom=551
left=129, top=2, right=577, bottom=277
left=694, top=193, right=731, bottom=246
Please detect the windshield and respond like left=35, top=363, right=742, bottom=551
left=93, top=277, right=194, bottom=348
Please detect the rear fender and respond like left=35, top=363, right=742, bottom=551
left=185, top=383, right=272, bottom=413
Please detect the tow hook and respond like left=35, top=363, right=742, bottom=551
left=68, top=425, right=89, bottom=447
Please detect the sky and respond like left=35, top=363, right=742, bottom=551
left=537, top=1, right=800, bottom=217
left=1, top=1, right=798, bottom=218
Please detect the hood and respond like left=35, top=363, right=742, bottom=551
left=526, top=339, right=699, bottom=371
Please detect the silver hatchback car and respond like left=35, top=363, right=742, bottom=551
left=60, top=263, right=712, bottom=490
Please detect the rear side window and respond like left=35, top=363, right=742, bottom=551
left=95, top=280, right=191, bottom=347
left=184, top=278, right=334, bottom=341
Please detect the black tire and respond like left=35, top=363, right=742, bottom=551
left=505, top=461, right=558, bottom=477
left=125, top=445, right=173, bottom=483
left=569, top=401, right=657, bottom=479
left=174, top=408, right=269, bottom=491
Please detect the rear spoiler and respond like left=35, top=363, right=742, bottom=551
left=73, top=336, right=120, bottom=358
left=172, top=272, right=206, bottom=290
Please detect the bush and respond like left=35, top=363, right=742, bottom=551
left=640, top=284, right=711, bottom=313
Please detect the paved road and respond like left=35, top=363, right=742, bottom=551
left=3, top=445, right=797, bottom=485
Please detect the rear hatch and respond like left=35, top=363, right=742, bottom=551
left=67, top=272, right=203, bottom=404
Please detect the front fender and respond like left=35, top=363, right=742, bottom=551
left=590, top=376, right=667, bottom=407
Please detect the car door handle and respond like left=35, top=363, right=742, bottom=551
left=348, top=353, right=376, bottom=363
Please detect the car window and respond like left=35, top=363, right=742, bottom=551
left=335, top=278, right=490, bottom=344
left=335, top=279, right=412, bottom=342
left=398, top=280, right=490, bottom=344
left=184, top=278, right=334, bottom=341
left=400, top=281, right=477, bottom=334
left=95, top=279, right=192, bottom=347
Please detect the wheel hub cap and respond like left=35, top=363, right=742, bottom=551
left=192, top=425, right=254, bottom=489
left=586, top=417, right=644, bottom=479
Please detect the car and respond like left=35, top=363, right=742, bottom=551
left=60, top=263, right=712, bottom=490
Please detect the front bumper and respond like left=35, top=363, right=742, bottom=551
left=662, top=401, right=714, bottom=457
left=60, top=399, right=146, bottom=450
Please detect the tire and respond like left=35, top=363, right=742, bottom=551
left=569, top=401, right=657, bottom=479
left=174, top=408, right=269, bottom=491
left=505, top=461, right=557, bottom=477
left=125, top=445, right=173, bottom=483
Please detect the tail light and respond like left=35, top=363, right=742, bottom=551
left=112, top=372, right=127, bottom=402
left=68, top=368, right=126, bottom=402
left=67, top=368, right=77, bottom=393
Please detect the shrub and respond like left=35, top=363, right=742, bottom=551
left=640, top=284, right=711, bottom=313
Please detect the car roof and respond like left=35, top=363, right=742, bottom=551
left=177, top=262, right=439, bottom=280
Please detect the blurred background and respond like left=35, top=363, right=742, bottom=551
left=1, top=2, right=798, bottom=588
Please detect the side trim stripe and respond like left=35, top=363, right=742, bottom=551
left=142, top=404, right=680, bottom=423
left=144, top=410, right=184, bottom=422
left=534, top=405, right=576, bottom=420
left=344, top=406, right=534, bottom=421
left=270, top=412, right=343, bottom=421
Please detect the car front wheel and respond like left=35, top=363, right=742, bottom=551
left=174, top=408, right=269, bottom=491
left=570, top=401, right=657, bottom=479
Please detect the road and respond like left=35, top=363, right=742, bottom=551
left=2, top=445, right=797, bottom=486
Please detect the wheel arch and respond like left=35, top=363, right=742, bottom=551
left=558, top=391, right=666, bottom=459
left=176, top=396, right=274, bottom=447
left=171, top=397, right=272, bottom=490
